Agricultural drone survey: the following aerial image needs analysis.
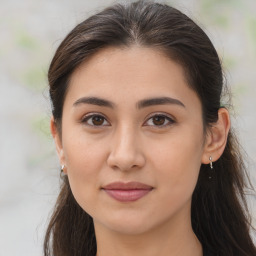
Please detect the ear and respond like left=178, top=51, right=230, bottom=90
left=50, top=116, right=67, bottom=173
left=201, top=108, right=231, bottom=165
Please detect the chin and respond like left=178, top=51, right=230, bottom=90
left=94, top=210, right=161, bottom=236
left=109, top=220, right=153, bottom=235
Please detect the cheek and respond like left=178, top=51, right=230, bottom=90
left=62, top=135, right=108, bottom=206
left=148, top=126, right=204, bottom=201
left=63, top=132, right=107, bottom=173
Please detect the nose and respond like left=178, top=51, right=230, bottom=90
left=107, top=125, right=146, bottom=172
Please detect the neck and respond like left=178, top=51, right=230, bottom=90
left=94, top=209, right=203, bottom=256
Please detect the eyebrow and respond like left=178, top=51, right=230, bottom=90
left=137, top=97, right=185, bottom=109
left=73, top=97, right=114, bottom=108
left=73, top=96, right=185, bottom=109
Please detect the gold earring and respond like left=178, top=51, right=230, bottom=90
left=61, top=165, right=65, bottom=173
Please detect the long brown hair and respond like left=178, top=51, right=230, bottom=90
left=44, top=1, right=256, bottom=255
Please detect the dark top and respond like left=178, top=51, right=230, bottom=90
left=204, top=248, right=216, bottom=256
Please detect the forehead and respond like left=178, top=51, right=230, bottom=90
left=71, top=46, right=185, bottom=82
left=67, top=46, right=201, bottom=110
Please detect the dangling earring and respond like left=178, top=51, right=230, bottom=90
left=209, top=156, right=214, bottom=179
left=209, top=156, right=213, bottom=169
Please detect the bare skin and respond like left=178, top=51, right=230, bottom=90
left=51, top=46, right=230, bottom=256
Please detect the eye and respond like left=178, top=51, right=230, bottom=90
left=144, top=114, right=175, bottom=127
left=81, top=114, right=110, bottom=126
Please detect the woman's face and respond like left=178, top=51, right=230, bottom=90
left=54, top=46, right=209, bottom=235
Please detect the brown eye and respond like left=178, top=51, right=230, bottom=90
left=92, top=116, right=104, bottom=125
left=82, top=114, right=109, bottom=126
left=152, top=116, right=166, bottom=125
left=144, top=114, right=175, bottom=127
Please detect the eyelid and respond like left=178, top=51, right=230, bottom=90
left=80, top=112, right=175, bottom=128
left=81, top=112, right=110, bottom=126
left=143, top=112, right=176, bottom=127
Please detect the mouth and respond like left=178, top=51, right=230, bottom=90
left=102, top=181, right=153, bottom=202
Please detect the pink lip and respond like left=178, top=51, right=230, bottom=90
left=102, top=182, right=153, bottom=202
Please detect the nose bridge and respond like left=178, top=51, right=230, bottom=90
left=116, top=124, right=135, bottom=150
left=107, top=123, right=145, bottom=171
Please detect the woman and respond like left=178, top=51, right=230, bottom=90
left=44, top=1, right=256, bottom=255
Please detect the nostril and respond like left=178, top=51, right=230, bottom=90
left=107, top=152, right=146, bottom=172
left=106, top=135, right=146, bottom=171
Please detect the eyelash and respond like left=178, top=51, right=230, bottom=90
left=81, top=113, right=175, bottom=128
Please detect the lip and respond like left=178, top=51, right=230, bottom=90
left=102, top=182, right=153, bottom=202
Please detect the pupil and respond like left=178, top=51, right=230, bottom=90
left=153, top=116, right=165, bottom=125
left=92, top=116, right=104, bottom=125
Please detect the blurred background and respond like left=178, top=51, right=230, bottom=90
left=0, top=0, right=255, bottom=255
